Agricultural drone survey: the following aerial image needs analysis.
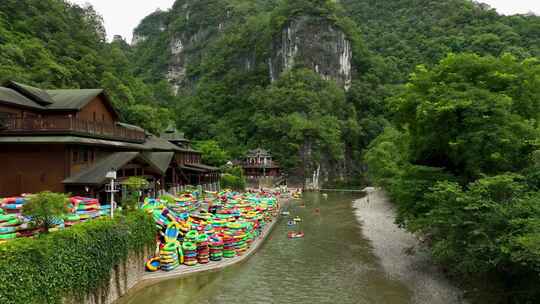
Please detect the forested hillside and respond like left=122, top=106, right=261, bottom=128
left=0, top=0, right=174, bottom=133
left=130, top=1, right=540, bottom=301
left=129, top=0, right=540, bottom=184
left=2, top=0, right=540, bottom=301
left=342, top=0, right=540, bottom=81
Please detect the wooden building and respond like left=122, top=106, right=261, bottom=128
left=235, top=148, right=281, bottom=179
left=0, top=81, right=219, bottom=200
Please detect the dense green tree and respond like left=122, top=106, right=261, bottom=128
left=365, top=53, right=540, bottom=302
left=391, top=53, right=540, bottom=181
left=22, top=192, right=68, bottom=233
left=193, top=140, right=230, bottom=167
left=0, top=0, right=177, bottom=134
left=249, top=69, right=357, bottom=176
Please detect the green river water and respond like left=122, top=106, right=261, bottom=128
left=117, top=192, right=458, bottom=304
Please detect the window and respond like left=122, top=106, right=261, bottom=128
left=72, top=148, right=92, bottom=164
left=93, top=112, right=96, bottom=121
left=72, top=150, right=79, bottom=163
left=0, top=112, right=12, bottom=129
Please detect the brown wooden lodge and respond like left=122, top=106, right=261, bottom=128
left=0, top=81, right=219, bottom=201
left=235, top=148, right=281, bottom=179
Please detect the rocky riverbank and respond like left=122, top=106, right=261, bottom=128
left=353, top=188, right=466, bottom=304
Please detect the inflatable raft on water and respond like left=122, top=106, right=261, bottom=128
left=288, top=232, right=304, bottom=239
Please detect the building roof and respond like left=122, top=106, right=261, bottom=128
left=116, top=122, right=145, bottom=132
left=142, top=152, right=174, bottom=174
left=144, top=135, right=183, bottom=151
left=160, top=127, right=188, bottom=142
left=46, top=89, right=119, bottom=118
left=145, top=134, right=201, bottom=153
left=179, top=164, right=207, bottom=173
left=63, top=152, right=140, bottom=185
left=0, top=135, right=150, bottom=149
left=46, top=89, right=103, bottom=109
left=0, top=87, right=45, bottom=110
left=1, top=81, right=119, bottom=118
left=187, top=163, right=220, bottom=172
left=246, top=148, right=272, bottom=158
left=7, top=81, right=54, bottom=105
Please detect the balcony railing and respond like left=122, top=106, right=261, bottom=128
left=0, top=117, right=146, bottom=143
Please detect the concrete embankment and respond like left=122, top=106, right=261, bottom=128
left=354, top=188, right=466, bottom=304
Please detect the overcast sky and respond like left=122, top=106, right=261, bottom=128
left=69, top=0, right=540, bottom=42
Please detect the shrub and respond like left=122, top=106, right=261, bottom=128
left=0, top=211, right=155, bottom=304
left=22, top=191, right=69, bottom=233
left=220, top=174, right=246, bottom=191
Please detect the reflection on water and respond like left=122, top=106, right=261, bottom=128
left=118, top=193, right=434, bottom=304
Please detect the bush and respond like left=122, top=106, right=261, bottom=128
left=121, top=176, right=149, bottom=210
left=22, top=191, right=69, bottom=233
left=0, top=211, right=155, bottom=304
left=220, top=165, right=246, bottom=191
left=220, top=174, right=246, bottom=191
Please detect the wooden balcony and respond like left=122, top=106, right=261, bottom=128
left=0, top=117, right=146, bottom=143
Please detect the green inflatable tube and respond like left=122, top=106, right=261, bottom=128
left=182, top=241, right=196, bottom=251
left=0, top=233, right=16, bottom=240
left=65, top=215, right=80, bottom=222
left=0, top=218, right=19, bottom=227
left=0, top=214, right=17, bottom=222
left=162, top=242, right=177, bottom=252
left=196, top=234, right=208, bottom=243
left=185, top=230, right=198, bottom=240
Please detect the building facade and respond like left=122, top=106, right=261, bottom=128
left=0, top=81, right=219, bottom=200
left=235, top=148, right=281, bottom=179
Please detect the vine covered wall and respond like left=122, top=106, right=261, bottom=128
left=0, top=211, right=155, bottom=304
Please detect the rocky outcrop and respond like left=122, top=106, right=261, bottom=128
left=133, top=2, right=355, bottom=93
left=270, top=16, right=353, bottom=90
left=164, top=1, right=230, bottom=94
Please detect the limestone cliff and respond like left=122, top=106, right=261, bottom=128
left=270, top=16, right=353, bottom=90
left=132, top=0, right=356, bottom=93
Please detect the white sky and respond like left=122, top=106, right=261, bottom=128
left=69, top=0, right=540, bottom=42
left=69, top=0, right=176, bottom=42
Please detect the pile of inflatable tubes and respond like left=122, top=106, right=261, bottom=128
left=156, top=222, right=182, bottom=271
left=100, top=205, right=111, bottom=217
left=183, top=241, right=198, bottom=266
left=167, top=194, right=200, bottom=214
left=1, top=197, right=26, bottom=214
left=209, top=235, right=224, bottom=262
left=196, top=234, right=210, bottom=264
left=160, top=241, right=180, bottom=271
left=222, top=234, right=236, bottom=258
left=0, top=197, right=42, bottom=241
left=0, top=195, right=109, bottom=243
left=0, top=212, right=20, bottom=242
left=71, top=196, right=101, bottom=222
left=141, top=190, right=280, bottom=272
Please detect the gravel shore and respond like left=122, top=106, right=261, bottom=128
left=354, top=187, right=466, bottom=304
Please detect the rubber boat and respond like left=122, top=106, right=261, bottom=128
left=145, top=257, right=160, bottom=272
left=288, top=232, right=305, bottom=239
left=281, top=211, right=290, bottom=216
left=164, top=222, right=180, bottom=243
left=287, top=220, right=296, bottom=226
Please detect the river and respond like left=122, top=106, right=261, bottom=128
left=117, top=192, right=464, bottom=304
